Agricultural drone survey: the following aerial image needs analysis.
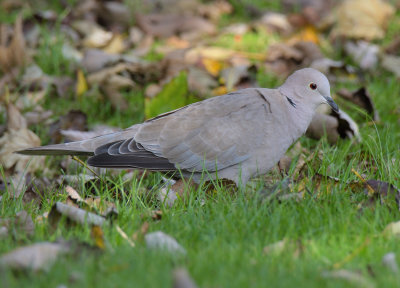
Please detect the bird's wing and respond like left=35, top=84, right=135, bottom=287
left=88, top=88, right=275, bottom=172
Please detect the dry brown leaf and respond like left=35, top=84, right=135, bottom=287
left=81, top=49, right=121, bottom=73
left=265, top=41, right=323, bottom=77
left=258, top=12, right=292, bottom=34
left=0, top=242, right=70, bottom=272
left=0, top=103, right=43, bottom=175
left=187, top=67, right=218, bottom=97
left=136, top=13, right=215, bottom=39
left=95, top=1, right=131, bottom=31
left=329, top=0, right=395, bottom=40
left=0, top=15, right=27, bottom=73
left=49, top=110, right=87, bottom=144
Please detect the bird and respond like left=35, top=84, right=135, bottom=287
left=18, top=68, right=338, bottom=186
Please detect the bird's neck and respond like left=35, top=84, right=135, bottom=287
left=279, top=89, right=315, bottom=137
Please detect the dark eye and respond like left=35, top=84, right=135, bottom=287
left=309, top=83, right=317, bottom=90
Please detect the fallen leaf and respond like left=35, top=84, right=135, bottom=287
left=306, top=108, right=361, bottom=144
left=265, top=41, right=323, bottom=77
left=220, top=64, right=257, bottom=91
left=145, top=231, right=186, bottom=255
left=81, top=49, right=121, bottom=73
left=0, top=103, right=43, bottom=175
left=344, top=41, right=379, bottom=70
left=258, top=12, right=292, bottom=34
left=76, top=69, right=88, bottom=97
left=173, top=268, right=198, bottom=288
left=328, top=0, right=395, bottom=40
left=136, top=13, right=215, bottom=39
left=202, top=58, right=224, bottom=77
left=102, top=34, right=126, bottom=54
left=48, top=202, right=106, bottom=228
left=337, top=87, right=379, bottom=121
left=0, top=242, right=70, bottom=272
left=91, top=225, right=106, bottom=250
left=0, top=15, right=27, bottom=73
left=49, top=110, right=87, bottom=144
left=83, top=27, right=113, bottom=48
left=60, top=125, right=120, bottom=142
left=187, top=67, right=218, bottom=97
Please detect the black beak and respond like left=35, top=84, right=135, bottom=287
left=326, top=97, right=339, bottom=112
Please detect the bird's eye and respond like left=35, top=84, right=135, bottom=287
left=309, top=83, right=317, bottom=90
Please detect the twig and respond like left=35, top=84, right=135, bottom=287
left=116, top=225, right=135, bottom=247
left=351, top=168, right=375, bottom=196
left=333, top=238, right=371, bottom=269
left=71, top=156, right=100, bottom=178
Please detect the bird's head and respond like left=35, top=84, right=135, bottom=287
left=279, top=68, right=339, bottom=112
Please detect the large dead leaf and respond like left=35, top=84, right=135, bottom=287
left=328, top=0, right=395, bottom=40
left=0, top=15, right=27, bottom=73
left=265, top=41, right=323, bottom=77
left=0, top=242, right=70, bottom=272
left=145, top=231, right=186, bottom=255
left=136, top=13, right=216, bottom=39
left=0, top=103, right=43, bottom=175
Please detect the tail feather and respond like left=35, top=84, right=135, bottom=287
left=17, top=125, right=140, bottom=156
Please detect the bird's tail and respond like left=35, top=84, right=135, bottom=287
left=17, top=126, right=140, bottom=156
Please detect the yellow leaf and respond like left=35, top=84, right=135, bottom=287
left=202, top=58, right=224, bottom=77
left=212, top=85, right=228, bottom=96
left=91, top=225, right=106, bottom=250
left=103, top=34, right=126, bottom=54
left=288, top=25, right=319, bottom=45
left=76, top=69, right=88, bottom=97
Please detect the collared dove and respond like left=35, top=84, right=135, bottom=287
left=18, top=68, right=338, bottom=186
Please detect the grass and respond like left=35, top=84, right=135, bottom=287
left=1, top=1, right=400, bottom=287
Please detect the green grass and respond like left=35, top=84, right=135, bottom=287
left=1, top=1, right=400, bottom=287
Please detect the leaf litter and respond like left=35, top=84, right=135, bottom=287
left=0, top=0, right=399, bottom=283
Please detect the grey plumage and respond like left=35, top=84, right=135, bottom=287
left=18, top=68, right=338, bottom=185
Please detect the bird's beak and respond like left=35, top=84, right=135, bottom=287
left=325, top=96, right=339, bottom=112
